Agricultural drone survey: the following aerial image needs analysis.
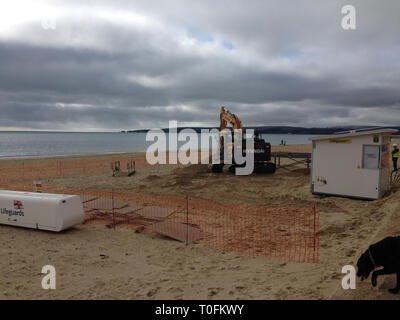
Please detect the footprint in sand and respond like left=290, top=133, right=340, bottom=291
left=146, top=287, right=160, bottom=297
left=227, top=265, right=242, bottom=271
left=234, top=286, right=246, bottom=293
left=167, top=287, right=183, bottom=294
left=208, top=287, right=223, bottom=298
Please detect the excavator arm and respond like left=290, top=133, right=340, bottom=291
left=218, top=106, right=243, bottom=155
left=219, top=106, right=243, bottom=131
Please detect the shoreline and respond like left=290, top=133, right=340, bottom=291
left=0, top=144, right=312, bottom=163
left=0, top=151, right=143, bottom=161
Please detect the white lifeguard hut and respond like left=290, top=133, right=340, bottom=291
left=310, top=128, right=398, bottom=200
left=0, top=190, right=84, bottom=231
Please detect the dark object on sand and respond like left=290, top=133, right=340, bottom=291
left=356, top=236, right=400, bottom=294
left=111, top=160, right=136, bottom=177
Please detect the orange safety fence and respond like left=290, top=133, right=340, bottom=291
left=14, top=185, right=319, bottom=263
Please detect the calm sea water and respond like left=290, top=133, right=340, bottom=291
left=0, top=131, right=317, bottom=159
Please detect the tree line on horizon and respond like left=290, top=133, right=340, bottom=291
left=121, top=125, right=400, bottom=135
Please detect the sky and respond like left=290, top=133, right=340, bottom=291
left=0, top=0, right=399, bottom=131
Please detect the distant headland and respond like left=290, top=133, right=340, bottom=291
left=121, top=125, right=400, bottom=135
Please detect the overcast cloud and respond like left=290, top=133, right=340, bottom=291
left=0, top=0, right=399, bottom=131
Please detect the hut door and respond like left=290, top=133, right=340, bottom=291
left=362, top=145, right=380, bottom=169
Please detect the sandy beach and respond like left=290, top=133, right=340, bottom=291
left=2, top=0, right=400, bottom=303
left=1, top=144, right=400, bottom=300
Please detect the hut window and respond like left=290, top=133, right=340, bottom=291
left=362, top=145, right=380, bottom=169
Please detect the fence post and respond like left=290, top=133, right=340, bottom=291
left=313, top=205, right=316, bottom=263
left=112, top=189, right=116, bottom=230
left=186, top=195, right=189, bottom=246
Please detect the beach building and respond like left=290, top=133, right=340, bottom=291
left=310, top=128, right=398, bottom=200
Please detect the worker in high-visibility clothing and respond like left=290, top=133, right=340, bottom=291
left=392, top=144, right=400, bottom=171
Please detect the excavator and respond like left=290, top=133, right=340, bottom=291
left=211, top=106, right=276, bottom=174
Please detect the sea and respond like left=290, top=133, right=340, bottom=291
left=0, top=131, right=318, bottom=159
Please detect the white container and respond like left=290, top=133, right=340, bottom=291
left=310, top=129, right=398, bottom=200
left=0, top=190, right=84, bottom=231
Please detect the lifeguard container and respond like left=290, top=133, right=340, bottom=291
left=0, top=190, right=84, bottom=231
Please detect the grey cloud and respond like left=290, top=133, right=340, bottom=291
left=0, top=0, right=399, bottom=130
